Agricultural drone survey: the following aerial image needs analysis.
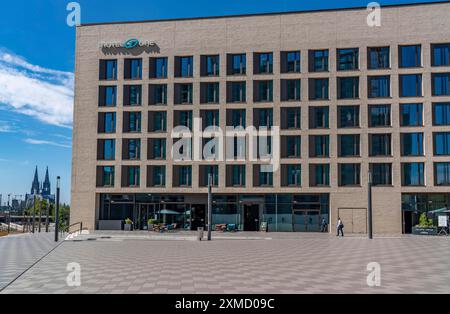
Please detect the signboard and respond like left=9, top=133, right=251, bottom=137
left=99, top=38, right=156, bottom=49
left=438, top=215, right=448, bottom=228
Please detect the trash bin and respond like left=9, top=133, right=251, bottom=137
left=197, top=227, right=204, bottom=241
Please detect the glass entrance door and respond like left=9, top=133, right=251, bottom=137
left=293, top=210, right=321, bottom=232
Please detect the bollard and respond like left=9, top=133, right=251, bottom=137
left=197, top=227, right=204, bottom=241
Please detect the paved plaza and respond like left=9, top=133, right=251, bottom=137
left=0, top=232, right=449, bottom=294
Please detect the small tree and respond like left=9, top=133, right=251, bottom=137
left=417, top=213, right=434, bottom=227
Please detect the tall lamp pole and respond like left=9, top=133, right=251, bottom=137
left=207, top=174, right=213, bottom=241
left=55, top=176, right=60, bottom=242
left=32, top=192, right=37, bottom=234
left=368, top=170, right=373, bottom=240
left=7, top=194, right=11, bottom=234
left=45, top=202, right=49, bottom=233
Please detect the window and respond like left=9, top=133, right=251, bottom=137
left=124, top=59, right=142, bottom=80
left=254, top=108, right=273, bottom=128
left=370, top=163, right=392, bottom=186
left=309, top=107, right=329, bottom=129
left=148, top=111, right=167, bottom=132
left=99, top=86, right=117, bottom=107
left=199, top=165, right=219, bottom=187
left=281, top=107, right=301, bottom=130
left=254, top=80, right=273, bottom=102
left=174, top=110, right=193, bottom=130
left=281, top=51, right=301, bottom=73
left=368, top=76, right=390, bottom=98
left=98, top=112, right=116, bottom=133
left=400, top=103, right=423, bottom=127
left=149, top=84, right=167, bottom=105
left=433, top=103, right=450, bottom=125
left=123, top=111, right=141, bottom=133
left=400, top=74, right=422, bottom=97
left=96, top=166, right=115, bottom=187
left=338, top=106, right=359, bottom=128
left=338, top=135, right=360, bottom=157
left=201, top=110, right=219, bottom=130
left=254, top=53, right=273, bottom=74
left=201, top=55, right=220, bottom=76
left=228, top=54, right=246, bottom=75
left=201, top=82, right=220, bottom=104
left=434, top=162, right=450, bottom=186
left=174, top=83, right=193, bottom=104
left=432, top=44, right=450, bottom=66
left=399, top=45, right=421, bottom=68
left=309, top=78, right=329, bottom=100
left=227, top=109, right=246, bottom=128
left=227, top=165, right=246, bottom=187
left=282, top=136, right=301, bottom=158
left=175, top=56, right=193, bottom=77
left=174, top=166, right=192, bottom=187
left=401, top=133, right=424, bottom=156
left=149, top=57, right=168, bottom=79
left=337, top=48, right=359, bottom=71
left=227, top=82, right=246, bottom=103
left=369, top=134, right=392, bottom=156
left=122, top=166, right=140, bottom=187
left=339, top=164, right=361, bottom=186
left=368, top=47, right=390, bottom=69
left=97, top=139, right=115, bottom=161
left=123, top=85, right=142, bottom=106
left=147, top=166, right=166, bottom=187
left=282, top=164, right=301, bottom=187
left=309, top=135, right=329, bottom=158
left=309, top=50, right=329, bottom=72
left=99, top=60, right=117, bottom=80
left=281, top=79, right=301, bottom=101
left=122, top=139, right=141, bottom=160
left=433, top=132, right=450, bottom=155
left=254, top=165, right=273, bottom=187
left=402, top=163, right=425, bottom=186
left=309, top=164, right=330, bottom=187
left=148, top=138, right=166, bottom=160
left=369, top=105, right=391, bottom=127
left=432, top=73, right=450, bottom=96
left=338, top=77, right=359, bottom=99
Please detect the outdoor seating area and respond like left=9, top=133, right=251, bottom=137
left=214, top=224, right=238, bottom=232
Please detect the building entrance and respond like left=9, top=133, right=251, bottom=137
left=244, top=204, right=260, bottom=231
left=293, top=210, right=321, bottom=232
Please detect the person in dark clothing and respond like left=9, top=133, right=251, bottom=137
left=336, top=218, right=344, bottom=237
left=320, top=218, right=328, bottom=232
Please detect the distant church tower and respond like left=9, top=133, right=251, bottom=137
left=31, top=166, right=40, bottom=194
left=42, top=167, right=51, bottom=196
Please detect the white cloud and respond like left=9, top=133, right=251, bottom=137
left=24, top=138, right=71, bottom=149
left=0, top=49, right=74, bottom=128
left=0, top=120, right=15, bottom=133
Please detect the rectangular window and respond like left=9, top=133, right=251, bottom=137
left=148, top=138, right=166, bottom=160
left=148, top=111, right=167, bottom=132
left=199, top=165, right=219, bottom=187
left=368, top=47, right=390, bottom=69
left=122, top=139, right=141, bottom=160
left=402, top=163, right=425, bottom=186
left=338, top=77, right=359, bottom=99
left=433, top=102, right=450, bottom=126
left=370, top=163, right=392, bottom=186
left=400, top=103, right=423, bottom=127
left=124, top=58, right=142, bottom=80
left=99, top=86, right=117, bottom=107
left=149, top=84, right=167, bottom=105
left=281, top=51, right=301, bottom=73
left=309, top=78, right=329, bottom=100
left=123, top=85, right=142, bottom=106
left=227, top=165, right=246, bottom=187
left=338, top=135, right=360, bottom=157
left=338, top=105, right=359, bottom=128
left=368, top=76, right=390, bottom=98
left=174, top=83, right=193, bottom=104
left=433, top=132, right=450, bottom=155
left=201, top=110, right=220, bottom=131
left=227, top=109, right=246, bottom=128
left=201, top=55, right=220, bottom=76
left=122, top=166, right=140, bottom=187
left=99, top=60, right=117, bottom=80
left=369, top=134, right=392, bottom=156
left=282, top=136, right=301, bottom=158
left=254, top=81, right=273, bottom=102
left=174, top=166, right=192, bottom=187
left=399, top=45, right=421, bottom=68
left=281, top=107, right=301, bottom=130
left=401, top=133, right=424, bottom=156
left=96, top=166, right=115, bottom=187
left=201, top=82, right=220, bottom=104
left=123, top=111, right=141, bottom=133
left=147, top=166, right=166, bottom=187
left=309, top=135, right=330, bottom=158
left=281, top=164, right=301, bottom=187
left=337, top=48, right=359, bottom=71
left=434, top=162, right=450, bottom=186
left=254, top=52, right=273, bottom=74
left=400, top=74, right=422, bottom=97
left=369, top=105, right=391, bottom=127
left=432, top=73, right=450, bottom=96
left=228, top=54, right=246, bottom=75
left=309, top=106, right=329, bottom=129
left=254, top=165, right=273, bottom=187
left=175, top=56, right=194, bottom=77
left=309, top=164, right=330, bottom=187
left=175, top=111, right=193, bottom=130
left=281, top=79, right=301, bottom=101
left=254, top=108, right=273, bottom=128
left=227, top=82, right=246, bottom=103
left=98, top=112, right=116, bottom=133
left=149, top=57, right=168, bottom=79
left=339, top=164, right=361, bottom=186
left=97, top=139, right=115, bottom=161
left=309, top=50, right=329, bottom=72
left=432, top=44, right=450, bottom=66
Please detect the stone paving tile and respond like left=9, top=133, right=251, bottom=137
left=1, top=236, right=449, bottom=294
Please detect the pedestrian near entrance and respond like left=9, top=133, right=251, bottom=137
left=321, top=218, right=328, bottom=232
left=337, top=218, right=344, bottom=237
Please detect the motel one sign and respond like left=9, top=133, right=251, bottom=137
left=99, top=38, right=156, bottom=49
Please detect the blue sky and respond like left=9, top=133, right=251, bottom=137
left=0, top=0, right=444, bottom=204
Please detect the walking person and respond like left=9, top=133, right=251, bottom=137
left=336, top=218, right=344, bottom=237
left=320, top=218, right=328, bottom=233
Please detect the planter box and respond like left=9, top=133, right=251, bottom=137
left=412, top=227, right=437, bottom=236
left=124, top=224, right=133, bottom=231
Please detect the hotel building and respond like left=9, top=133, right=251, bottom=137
left=72, top=2, right=450, bottom=234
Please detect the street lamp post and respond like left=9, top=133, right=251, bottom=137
left=55, top=176, right=60, bottom=242
left=45, top=202, right=49, bottom=233
left=38, top=200, right=42, bottom=233
left=7, top=194, right=11, bottom=234
left=32, top=192, right=37, bottom=234
left=368, top=171, right=373, bottom=240
left=207, top=174, right=213, bottom=241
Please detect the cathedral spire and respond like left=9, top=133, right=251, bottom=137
left=31, top=166, right=40, bottom=194
left=43, top=167, right=51, bottom=196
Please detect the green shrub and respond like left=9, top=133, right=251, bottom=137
left=417, top=213, right=434, bottom=228
left=125, top=218, right=133, bottom=225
